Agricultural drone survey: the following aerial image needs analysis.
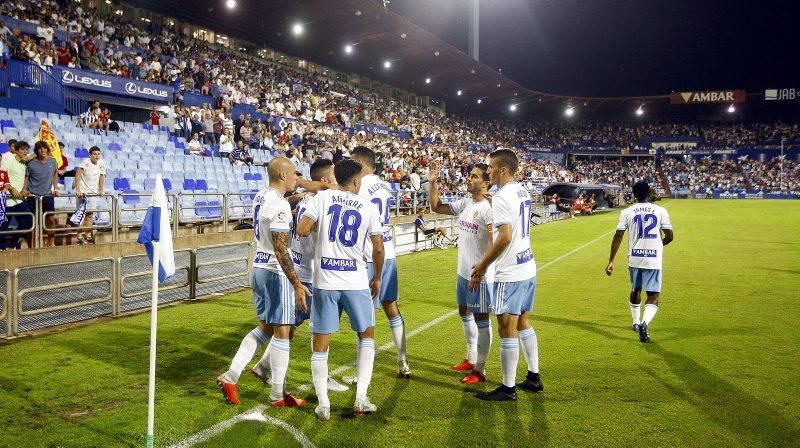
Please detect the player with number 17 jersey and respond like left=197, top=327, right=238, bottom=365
left=492, top=182, right=536, bottom=289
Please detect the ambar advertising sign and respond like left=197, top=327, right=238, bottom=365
left=670, top=90, right=746, bottom=104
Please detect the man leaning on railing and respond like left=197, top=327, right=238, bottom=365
left=69, top=146, right=105, bottom=245
left=1, top=140, right=31, bottom=249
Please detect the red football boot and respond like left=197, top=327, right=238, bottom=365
left=451, top=359, right=475, bottom=372
left=216, top=376, right=240, bottom=405
left=270, top=393, right=307, bottom=407
left=461, top=371, right=487, bottom=385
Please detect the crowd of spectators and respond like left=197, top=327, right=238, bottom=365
left=661, top=157, right=748, bottom=192
left=1, top=0, right=798, bottom=201
left=740, top=159, right=800, bottom=192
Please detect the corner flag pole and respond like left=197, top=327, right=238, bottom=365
left=146, top=240, right=160, bottom=448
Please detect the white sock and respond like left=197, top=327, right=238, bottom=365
left=642, top=304, right=659, bottom=326
left=461, top=314, right=478, bottom=364
left=311, top=351, right=329, bottom=408
left=475, top=319, right=492, bottom=374
left=629, top=302, right=641, bottom=325
left=499, top=338, right=519, bottom=388
left=356, top=338, right=375, bottom=401
left=518, top=327, right=539, bottom=374
left=349, top=334, right=360, bottom=380
left=225, top=327, right=269, bottom=383
left=269, top=338, right=290, bottom=400
left=388, top=315, right=407, bottom=363
left=255, top=338, right=273, bottom=369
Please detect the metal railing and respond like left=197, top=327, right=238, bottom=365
left=2, top=242, right=251, bottom=338
left=0, top=190, right=487, bottom=249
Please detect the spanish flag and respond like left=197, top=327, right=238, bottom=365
left=36, top=120, right=63, bottom=168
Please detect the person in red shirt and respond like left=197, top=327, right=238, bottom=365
left=98, top=108, right=110, bottom=134
left=56, top=42, right=70, bottom=65
left=149, top=107, right=160, bottom=126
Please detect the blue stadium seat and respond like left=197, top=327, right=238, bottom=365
left=195, top=179, right=208, bottom=191
left=154, top=146, right=166, bottom=154
left=183, top=179, right=196, bottom=191
left=195, top=201, right=208, bottom=217
left=143, top=178, right=156, bottom=191
left=0, top=143, right=8, bottom=154
left=162, top=178, right=172, bottom=191
left=122, top=191, right=141, bottom=205
left=108, top=143, right=122, bottom=152
left=114, top=177, right=131, bottom=191
left=252, top=173, right=263, bottom=181
left=207, top=201, right=222, bottom=219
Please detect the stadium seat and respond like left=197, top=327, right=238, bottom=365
left=195, top=179, right=208, bottom=191
left=183, top=179, right=196, bottom=191
left=114, top=177, right=131, bottom=192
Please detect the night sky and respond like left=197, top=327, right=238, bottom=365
left=389, top=0, right=799, bottom=97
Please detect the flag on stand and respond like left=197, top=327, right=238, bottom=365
left=136, top=173, right=174, bottom=448
left=137, top=174, right=175, bottom=281
left=36, top=120, right=63, bottom=169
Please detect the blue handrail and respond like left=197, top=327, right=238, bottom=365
left=6, top=60, right=87, bottom=116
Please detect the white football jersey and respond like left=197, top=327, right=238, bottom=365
left=253, top=187, right=292, bottom=273
left=358, top=174, right=396, bottom=261
left=291, top=193, right=316, bottom=283
left=616, top=202, right=672, bottom=270
left=302, top=189, right=383, bottom=290
left=492, top=182, right=537, bottom=282
left=450, top=197, right=494, bottom=282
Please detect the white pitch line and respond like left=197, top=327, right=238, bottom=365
left=168, top=227, right=613, bottom=448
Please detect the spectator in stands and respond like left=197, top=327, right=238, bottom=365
left=229, top=140, right=253, bottom=166
left=23, top=142, right=59, bottom=246
left=239, top=119, right=253, bottom=146
left=149, top=106, right=160, bottom=126
left=97, top=108, right=110, bottom=135
left=414, top=210, right=451, bottom=248
left=219, top=128, right=234, bottom=159
left=71, top=146, right=105, bottom=245
left=187, top=133, right=204, bottom=156
left=0, top=140, right=28, bottom=250
left=202, top=106, right=216, bottom=145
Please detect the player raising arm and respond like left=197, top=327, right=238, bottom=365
left=429, top=162, right=496, bottom=385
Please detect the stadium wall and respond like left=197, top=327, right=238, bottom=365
left=0, top=87, right=64, bottom=115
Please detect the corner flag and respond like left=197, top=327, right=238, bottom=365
left=137, top=174, right=175, bottom=281
left=136, top=173, right=174, bottom=448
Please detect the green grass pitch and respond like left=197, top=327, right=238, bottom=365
left=1, top=199, right=798, bottom=447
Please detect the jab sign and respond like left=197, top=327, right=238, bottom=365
left=670, top=90, right=746, bottom=104
left=54, top=66, right=173, bottom=101
left=764, top=88, right=797, bottom=101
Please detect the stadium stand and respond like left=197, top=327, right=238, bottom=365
left=0, top=0, right=798, bottom=251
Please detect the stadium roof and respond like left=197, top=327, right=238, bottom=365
left=128, top=0, right=800, bottom=120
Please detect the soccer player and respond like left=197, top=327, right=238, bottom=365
left=471, top=149, right=543, bottom=401
left=217, top=156, right=309, bottom=407
left=297, top=159, right=385, bottom=421
left=349, top=146, right=411, bottom=379
left=605, top=181, right=674, bottom=343
left=428, top=162, right=495, bottom=385
left=249, top=159, right=349, bottom=393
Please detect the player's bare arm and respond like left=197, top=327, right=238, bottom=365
left=296, top=178, right=339, bottom=193
left=271, top=231, right=311, bottom=311
left=662, top=228, right=674, bottom=246
left=606, top=230, right=625, bottom=276
left=296, top=215, right=316, bottom=237
left=369, top=234, right=385, bottom=299
left=427, top=163, right=454, bottom=215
